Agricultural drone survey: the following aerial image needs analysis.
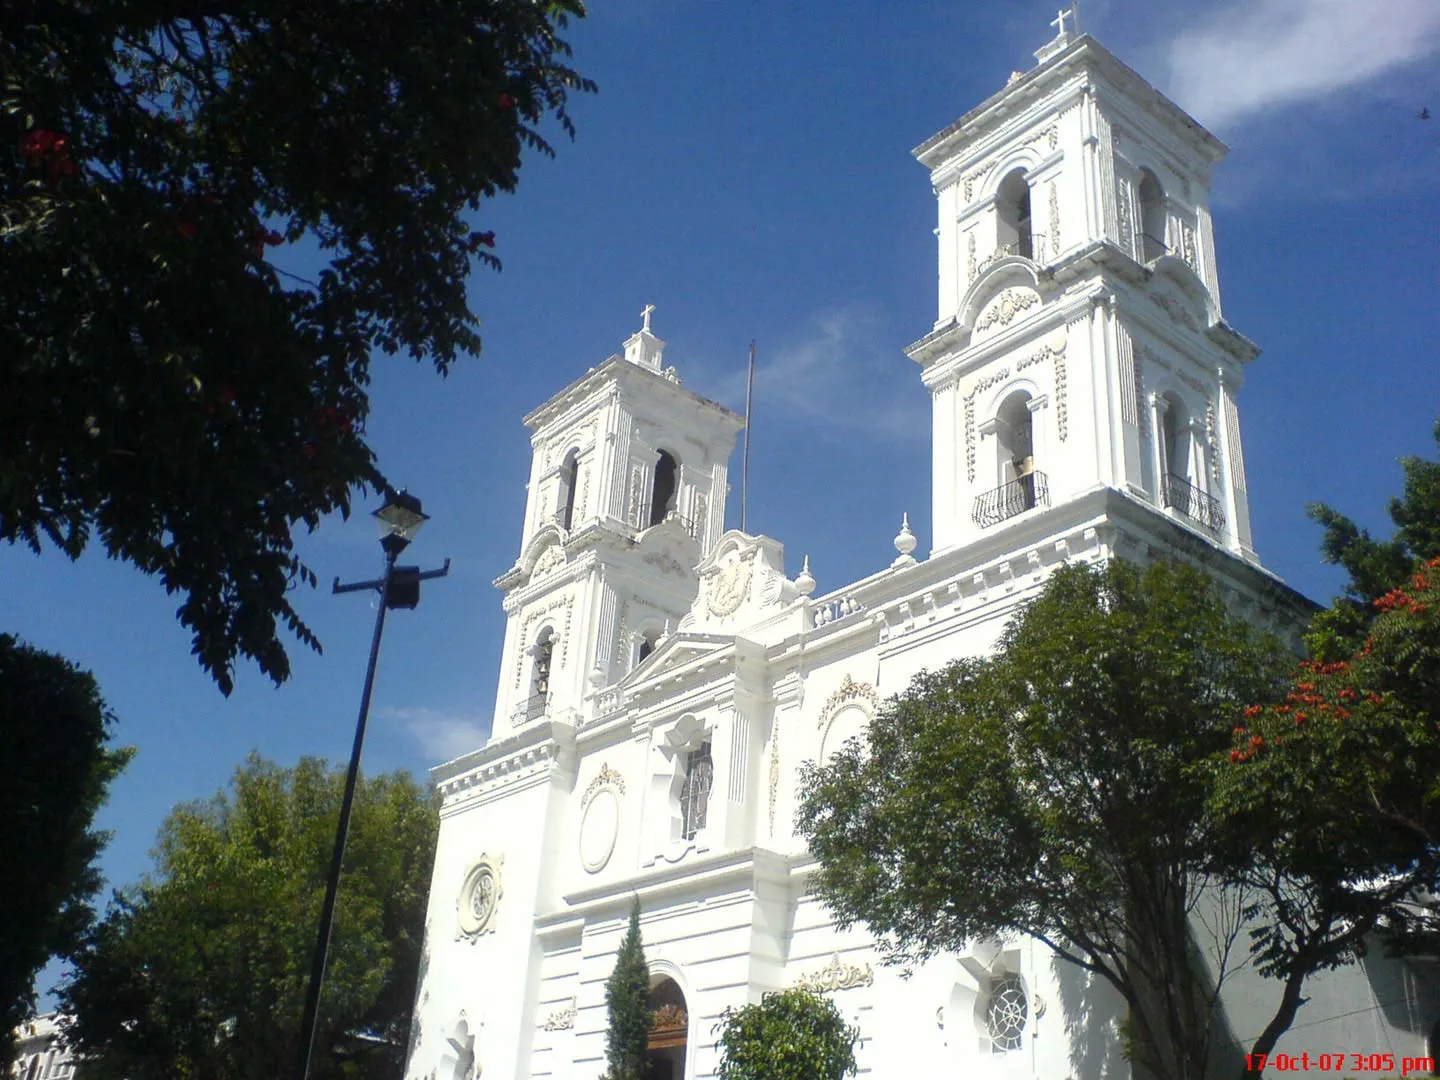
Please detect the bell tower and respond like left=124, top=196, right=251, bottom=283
left=488, top=309, right=745, bottom=737
left=907, top=8, right=1258, bottom=562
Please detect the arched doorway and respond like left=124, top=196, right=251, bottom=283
left=647, top=977, right=688, bottom=1080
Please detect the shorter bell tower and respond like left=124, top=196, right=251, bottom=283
left=488, top=309, right=745, bottom=737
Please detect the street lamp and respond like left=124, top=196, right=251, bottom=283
left=295, top=487, right=450, bottom=1080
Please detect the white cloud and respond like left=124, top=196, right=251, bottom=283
left=1161, top=0, right=1440, bottom=129
left=379, top=705, right=489, bottom=762
left=704, top=307, right=925, bottom=444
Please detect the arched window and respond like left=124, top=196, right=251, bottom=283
left=636, top=627, right=661, bottom=667
left=1138, top=169, right=1167, bottom=261
left=648, top=977, right=690, bottom=1078
left=558, top=449, right=579, bottom=531
left=1159, top=394, right=1191, bottom=483
left=649, top=450, right=678, bottom=527
left=996, top=170, right=1034, bottom=261
left=996, top=391, right=1037, bottom=510
left=678, top=741, right=712, bottom=841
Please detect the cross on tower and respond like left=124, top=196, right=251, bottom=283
left=641, top=303, right=656, bottom=333
left=1051, top=3, right=1080, bottom=38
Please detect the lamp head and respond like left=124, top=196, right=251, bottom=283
left=374, top=488, right=428, bottom=555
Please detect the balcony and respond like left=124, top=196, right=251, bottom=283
left=511, top=692, right=550, bottom=727
left=972, top=472, right=1049, bottom=529
left=1162, top=473, right=1225, bottom=532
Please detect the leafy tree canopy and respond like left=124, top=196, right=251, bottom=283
left=58, top=754, right=438, bottom=1080
left=602, top=897, right=651, bottom=1080
left=1, top=0, right=594, bottom=693
left=796, top=559, right=1293, bottom=1080
left=0, top=636, right=131, bottom=1071
left=713, top=988, right=858, bottom=1080
left=1306, top=418, right=1440, bottom=659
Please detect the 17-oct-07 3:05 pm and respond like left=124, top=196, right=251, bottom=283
left=1243, top=1051, right=1437, bottom=1075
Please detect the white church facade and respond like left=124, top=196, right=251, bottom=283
left=404, top=17, right=1440, bottom=1080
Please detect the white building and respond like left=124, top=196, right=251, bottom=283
left=405, top=15, right=1440, bottom=1080
left=10, top=1016, right=77, bottom=1080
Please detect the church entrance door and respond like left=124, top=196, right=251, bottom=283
left=646, top=977, right=687, bottom=1080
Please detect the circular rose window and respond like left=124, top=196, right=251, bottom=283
left=456, top=858, right=502, bottom=938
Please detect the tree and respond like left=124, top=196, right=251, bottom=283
left=58, top=754, right=437, bottom=1080
left=603, top=898, right=651, bottom=1080
left=796, top=559, right=1294, bottom=1080
left=1305, top=418, right=1440, bottom=660
left=713, top=988, right=858, bottom=1080
left=1, top=1, right=595, bottom=694
left=0, top=636, right=131, bottom=1071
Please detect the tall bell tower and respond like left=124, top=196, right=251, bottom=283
left=488, top=309, right=745, bottom=737
left=907, top=9, right=1259, bottom=562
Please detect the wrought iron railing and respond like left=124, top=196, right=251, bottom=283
left=1162, top=473, right=1225, bottom=531
left=511, top=692, right=550, bottom=727
left=972, top=471, right=1049, bottom=528
left=1141, top=232, right=1169, bottom=262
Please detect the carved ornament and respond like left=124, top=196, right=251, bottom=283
left=706, top=553, right=754, bottom=617
left=796, top=953, right=875, bottom=993
left=652, top=1005, right=688, bottom=1033
left=531, top=544, right=566, bottom=580
left=581, top=764, right=626, bottom=808
left=818, top=675, right=880, bottom=728
left=456, top=855, right=503, bottom=940
left=540, top=1000, right=576, bottom=1031
left=974, top=289, right=1040, bottom=334
left=1048, top=182, right=1060, bottom=256
left=1150, top=291, right=1199, bottom=332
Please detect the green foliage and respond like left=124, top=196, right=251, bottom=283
left=0, top=636, right=131, bottom=1071
left=0, top=1, right=594, bottom=693
left=1305, top=418, right=1440, bottom=660
left=58, top=754, right=438, bottom=1080
left=713, top=988, right=858, bottom=1080
left=1218, top=556, right=1440, bottom=966
left=796, top=559, right=1292, bottom=1080
left=602, top=898, right=651, bottom=1080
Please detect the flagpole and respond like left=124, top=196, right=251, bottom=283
left=741, top=340, right=755, bottom=533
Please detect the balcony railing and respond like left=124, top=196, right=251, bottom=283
left=1141, top=232, right=1169, bottom=262
left=972, top=471, right=1050, bottom=528
left=1162, top=473, right=1225, bottom=531
left=511, top=692, right=550, bottom=727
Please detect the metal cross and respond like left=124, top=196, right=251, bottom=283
left=641, top=303, right=656, bottom=332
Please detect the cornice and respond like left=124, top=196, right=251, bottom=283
left=432, top=717, right=575, bottom=796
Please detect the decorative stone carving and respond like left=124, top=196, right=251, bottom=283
left=456, top=855, right=503, bottom=940
left=966, top=231, right=976, bottom=284
left=513, top=595, right=574, bottom=688
left=1048, top=182, right=1060, bottom=256
left=627, top=464, right=646, bottom=527
left=1150, top=291, right=1198, bottom=332
left=768, top=720, right=780, bottom=837
left=652, top=1005, right=688, bottom=1033
left=643, top=552, right=688, bottom=577
left=1206, top=399, right=1220, bottom=483
left=531, top=544, right=565, bottom=580
left=973, top=289, right=1040, bottom=334
left=796, top=952, right=875, bottom=993
left=692, top=491, right=708, bottom=541
left=1053, top=343, right=1069, bottom=442
left=1180, top=221, right=1197, bottom=269
left=540, top=1000, right=576, bottom=1031
left=1117, top=192, right=1134, bottom=254
left=706, top=553, right=754, bottom=617
left=819, top=674, right=880, bottom=728
left=581, top=763, right=626, bottom=807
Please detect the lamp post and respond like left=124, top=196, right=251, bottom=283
left=295, top=488, right=450, bottom=1080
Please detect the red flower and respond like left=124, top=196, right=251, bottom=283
left=265, top=230, right=284, bottom=246
left=1244, top=705, right=1262, bottom=718
left=19, top=128, right=61, bottom=158
left=1232, top=726, right=1248, bottom=737
left=466, top=230, right=496, bottom=252
left=1229, top=749, right=1244, bottom=763
left=498, top=92, right=515, bottom=109
left=1249, top=735, right=1265, bottom=749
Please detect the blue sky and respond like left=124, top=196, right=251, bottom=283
left=8, top=0, right=1439, bottom=1001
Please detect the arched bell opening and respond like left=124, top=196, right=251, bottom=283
left=650, top=450, right=679, bottom=527
left=557, top=448, right=580, bottom=531
left=1138, top=168, right=1167, bottom=261
left=647, top=976, right=689, bottom=1080
left=996, top=390, right=1037, bottom=511
left=995, top=169, right=1034, bottom=261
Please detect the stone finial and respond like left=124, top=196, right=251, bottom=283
left=795, top=555, right=816, bottom=598
left=892, top=513, right=918, bottom=568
